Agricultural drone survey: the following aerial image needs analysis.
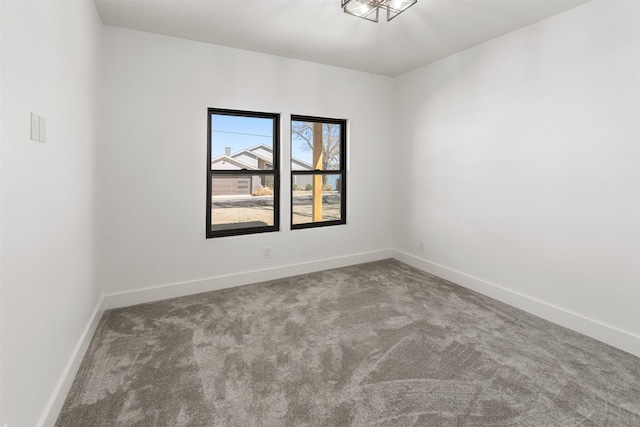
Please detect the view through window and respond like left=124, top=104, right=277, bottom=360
left=291, top=115, right=346, bottom=229
left=207, top=109, right=280, bottom=238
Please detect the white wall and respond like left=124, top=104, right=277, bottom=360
left=2, top=1, right=637, bottom=424
left=0, top=0, right=4, bottom=423
left=393, top=1, right=640, bottom=355
left=0, top=1, right=102, bottom=426
left=98, top=27, right=394, bottom=298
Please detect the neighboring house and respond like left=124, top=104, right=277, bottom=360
left=211, top=144, right=313, bottom=195
left=292, top=157, right=313, bottom=190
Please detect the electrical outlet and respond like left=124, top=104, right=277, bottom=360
left=263, top=247, right=271, bottom=259
left=418, top=239, right=424, bottom=251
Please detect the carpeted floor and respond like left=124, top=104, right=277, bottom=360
left=56, top=259, right=640, bottom=426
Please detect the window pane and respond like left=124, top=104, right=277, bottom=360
left=291, top=120, right=341, bottom=171
left=211, top=114, right=274, bottom=170
left=207, top=108, right=279, bottom=238
left=292, top=174, right=343, bottom=225
left=211, top=174, right=275, bottom=231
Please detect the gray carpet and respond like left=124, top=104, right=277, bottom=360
left=56, top=259, right=640, bottom=426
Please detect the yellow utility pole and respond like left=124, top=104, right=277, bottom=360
left=312, top=123, right=323, bottom=221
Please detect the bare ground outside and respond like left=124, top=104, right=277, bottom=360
left=211, top=191, right=341, bottom=230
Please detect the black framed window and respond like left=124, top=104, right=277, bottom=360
left=207, top=108, right=280, bottom=238
left=291, top=115, right=346, bottom=229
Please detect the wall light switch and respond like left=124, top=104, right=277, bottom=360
left=30, top=112, right=40, bottom=141
left=39, top=116, right=47, bottom=143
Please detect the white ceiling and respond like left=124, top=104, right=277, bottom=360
left=94, top=0, right=589, bottom=77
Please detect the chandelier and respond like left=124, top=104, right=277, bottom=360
left=342, top=0, right=417, bottom=22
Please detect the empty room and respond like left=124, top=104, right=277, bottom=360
left=1, top=0, right=639, bottom=425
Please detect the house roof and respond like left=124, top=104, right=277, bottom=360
left=213, top=144, right=313, bottom=170
left=210, top=155, right=258, bottom=170
left=292, top=157, right=313, bottom=170
left=230, top=150, right=273, bottom=165
left=242, top=143, right=272, bottom=154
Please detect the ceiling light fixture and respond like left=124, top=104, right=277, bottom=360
left=342, top=0, right=417, bottom=23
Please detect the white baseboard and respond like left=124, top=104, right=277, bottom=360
left=101, top=249, right=393, bottom=311
left=39, top=249, right=391, bottom=426
left=39, top=298, right=104, bottom=427
left=41, top=247, right=637, bottom=427
left=392, top=249, right=640, bottom=358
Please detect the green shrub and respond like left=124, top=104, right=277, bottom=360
left=305, top=184, right=313, bottom=191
